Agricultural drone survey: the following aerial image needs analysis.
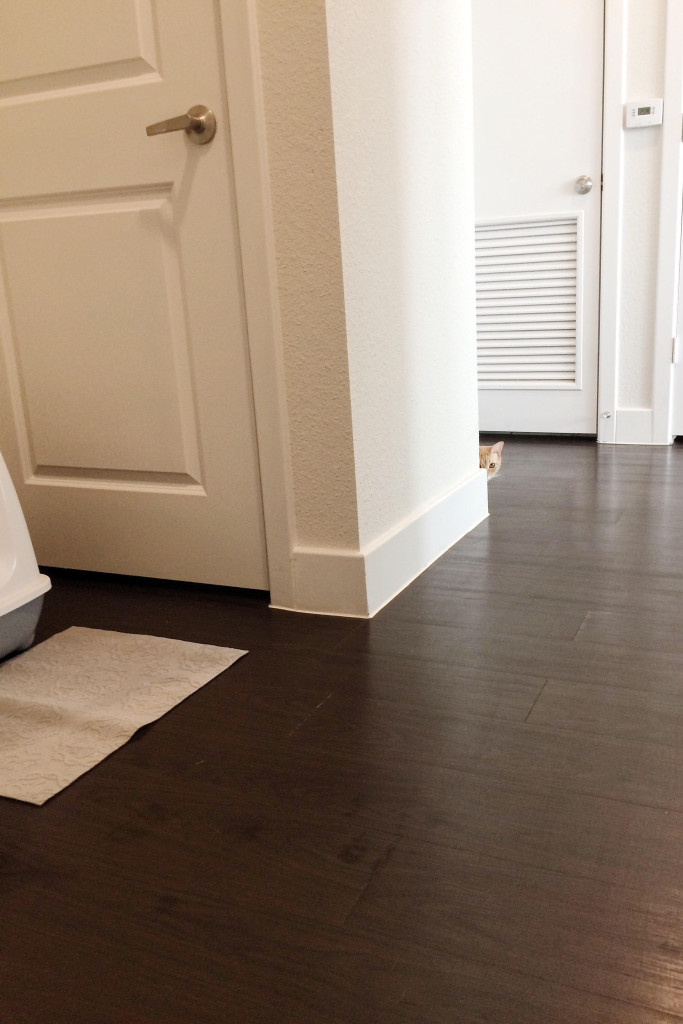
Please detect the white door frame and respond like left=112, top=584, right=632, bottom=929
left=597, top=0, right=625, bottom=443
left=652, top=0, right=683, bottom=442
left=599, top=0, right=683, bottom=445
left=217, top=0, right=297, bottom=608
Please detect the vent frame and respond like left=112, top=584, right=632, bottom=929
left=475, top=212, right=584, bottom=390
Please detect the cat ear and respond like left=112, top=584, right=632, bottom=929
left=491, top=440, right=504, bottom=454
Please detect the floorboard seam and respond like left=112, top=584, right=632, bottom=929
left=568, top=611, right=591, bottom=642
left=286, top=692, right=334, bottom=737
left=524, top=678, right=549, bottom=723
left=341, top=836, right=403, bottom=927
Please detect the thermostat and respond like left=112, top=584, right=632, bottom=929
left=625, top=99, right=663, bottom=128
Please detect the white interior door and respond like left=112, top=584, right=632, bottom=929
left=473, top=0, right=604, bottom=435
left=0, top=1, right=268, bottom=589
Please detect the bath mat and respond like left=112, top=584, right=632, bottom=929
left=0, top=627, right=247, bottom=805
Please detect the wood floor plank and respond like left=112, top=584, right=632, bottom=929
left=70, top=748, right=682, bottom=900
left=0, top=896, right=407, bottom=1024
left=347, top=838, right=683, bottom=1018
left=575, top=606, right=683, bottom=653
left=340, top=616, right=683, bottom=694
left=418, top=555, right=683, bottom=619
left=1, top=807, right=399, bottom=929
left=528, top=677, right=683, bottom=745
left=279, top=686, right=683, bottom=812
left=394, top=958, right=682, bottom=1024
left=307, top=650, right=546, bottom=720
left=378, top=585, right=588, bottom=640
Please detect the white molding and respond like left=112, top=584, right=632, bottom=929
left=363, top=470, right=489, bottom=617
left=284, top=547, right=368, bottom=619
left=275, top=471, right=489, bottom=618
left=217, top=0, right=298, bottom=608
left=652, top=0, right=683, bottom=444
left=598, top=0, right=626, bottom=443
left=671, top=353, right=683, bottom=436
left=614, top=408, right=654, bottom=445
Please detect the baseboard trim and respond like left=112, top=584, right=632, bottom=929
left=363, top=469, right=488, bottom=615
left=615, top=408, right=654, bottom=445
left=271, top=470, right=488, bottom=617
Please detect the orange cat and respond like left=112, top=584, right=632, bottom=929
left=479, top=441, right=504, bottom=480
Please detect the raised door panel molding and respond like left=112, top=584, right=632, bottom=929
left=0, top=0, right=159, bottom=103
left=0, top=187, right=203, bottom=491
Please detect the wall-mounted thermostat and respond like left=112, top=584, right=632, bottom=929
left=625, top=99, right=663, bottom=128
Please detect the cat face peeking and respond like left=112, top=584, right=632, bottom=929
left=479, top=440, right=504, bottom=480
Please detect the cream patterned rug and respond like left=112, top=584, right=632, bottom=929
left=0, top=627, right=247, bottom=805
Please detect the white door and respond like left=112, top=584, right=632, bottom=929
left=473, top=0, right=604, bottom=435
left=0, top=1, right=268, bottom=589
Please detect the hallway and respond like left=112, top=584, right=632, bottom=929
left=2, top=436, right=683, bottom=1022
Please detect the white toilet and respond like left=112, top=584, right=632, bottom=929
left=0, top=452, right=51, bottom=659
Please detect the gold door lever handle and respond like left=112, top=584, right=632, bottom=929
left=145, top=105, right=216, bottom=145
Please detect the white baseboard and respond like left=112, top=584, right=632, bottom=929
left=289, top=545, right=368, bottom=618
left=271, top=470, right=488, bottom=617
left=363, top=469, right=488, bottom=615
left=614, top=408, right=653, bottom=444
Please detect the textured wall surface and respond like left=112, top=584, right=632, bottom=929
left=618, top=0, right=666, bottom=410
left=325, top=0, right=480, bottom=548
left=254, top=0, right=360, bottom=549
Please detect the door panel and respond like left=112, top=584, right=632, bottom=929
left=2, top=191, right=198, bottom=478
left=0, top=1, right=150, bottom=84
left=0, top=2, right=154, bottom=91
left=473, top=0, right=604, bottom=434
left=0, top=1, right=268, bottom=588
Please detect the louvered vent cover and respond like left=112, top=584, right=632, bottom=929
left=476, top=216, right=580, bottom=388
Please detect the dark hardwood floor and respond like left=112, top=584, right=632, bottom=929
left=2, top=436, right=683, bottom=1022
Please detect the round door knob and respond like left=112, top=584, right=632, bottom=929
left=575, top=175, right=593, bottom=195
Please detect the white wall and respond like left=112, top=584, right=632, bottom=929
left=253, top=0, right=486, bottom=615
left=325, top=0, right=481, bottom=550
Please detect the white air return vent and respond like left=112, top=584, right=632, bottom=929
left=476, top=215, right=581, bottom=389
